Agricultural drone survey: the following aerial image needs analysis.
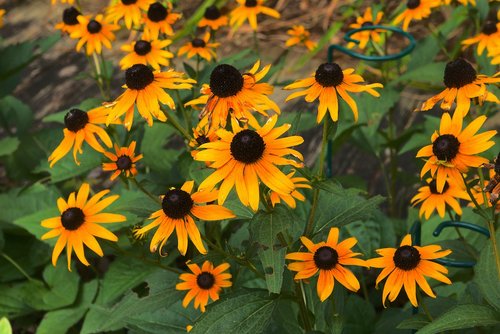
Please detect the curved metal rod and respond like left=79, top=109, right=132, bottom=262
left=327, top=25, right=416, bottom=63
left=433, top=258, right=477, bottom=268
left=433, top=221, right=490, bottom=238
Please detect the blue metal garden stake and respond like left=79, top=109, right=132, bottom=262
left=325, top=25, right=416, bottom=177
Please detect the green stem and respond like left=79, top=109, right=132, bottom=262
left=130, top=178, right=160, bottom=204
left=99, top=52, right=111, bottom=99
left=253, top=30, right=260, bottom=57
left=161, top=107, right=191, bottom=140
left=461, top=173, right=489, bottom=221
left=175, top=90, right=191, bottom=130
left=1, top=252, right=35, bottom=281
left=296, top=281, right=313, bottom=331
left=477, top=168, right=490, bottom=210
left=304, top=120, right=332, bottom=237
left=417, top=290, right=433, bottom=321
left=486, top=219, right=500, bottom=280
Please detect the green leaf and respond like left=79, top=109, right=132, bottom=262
left=474, top=230, right=500, bottom=311
left=343, top=295, right=376, bottom=334
left=416, top=304, right=499, bottom=334
left=96, top=257, right=157, bottom=305
left=397, top=314, right=430, bottom=330
left=12, top=208, right=59, bottom=245
left=36, top=280, right=98, bottom=334
left=190, top=289, right=279, bottom=334
left=0, top=137, right=19, bottom=156
left=313, top=181, right=384, bottom=234
left=344, top=220, right=380, bottom=256
left=250, top=206, right=300, bottom=293
left=141, top=122, right=179, bottom=176
left=0, top=95, right=33, bottom=134
left=42, top=264, right=80, bottom=309
left=0, top=317, right=12, bottom=334
left=390, top=62, right=446, bottom=85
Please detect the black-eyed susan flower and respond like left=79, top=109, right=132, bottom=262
left=55, top=6, right=81, bottom=34
left=107, top=64, right=195, bottom=130
left=198, top=5, right=228, bottom=31
left=120, top=38, right=173, bottom=70
left=269, top=170, right=311, bottom=208
left=195, top=115, right=303, bottom=212
left=176, top=261, right=232, bottom=312
left=106, top=0, right=154, bottom=30
left=186, top=61, right=280, bottom=129
left=347, top=7, right=384, bottom=49
left=0, top=9, right=5, bottom=28
left=133, top=180, right=235, bottom=255
left=285, top=25, right=316, bottom=51
left=368, top=234, right=452, bottom=307
left=70, top=14, right=119, bottom=55
left=48, top=106, right=118, bottom=167
left=189, top=121, right=219, bottom=158
left=51, top=0, right=74, bottom=5
left=411, top=178, right=469, bottom=219
left=286, top=227, right=366, bottom=302
left=417, top=111, right=496, bottom=193
left=393, top=0, right=441, bottom=31
left=178, top=32, right=219, bottom=62
left=143, top=1, right=181, bottom=39
left=230, top=0, right=280, bottom=31
left=469, top=169, right=500, bottom=210
left=462, top=20, right=500, bottom=56
left=102, top=141, right=143, bottom=181
left=41, top=183, right=126, bottom=270
left=285, top=62, right=383, bottom=123
left=419, top=58, right=500, bottom=116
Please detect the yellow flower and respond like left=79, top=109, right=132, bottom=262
left=393, top=0, right=441, bottom=31
left=284, top=62, right=383, bottom=123
left=419, top=58, right=500, bottom=116
left=462, top=21, right=500, bottom=56
left=230, top=0, right=280, bottom=31
left=143, top=1, right=181, bottom=39
left=185, top=60, right=280, bottom=129
left=416, top=110, right=496, bottom=193
left=51, top=0, right=75, bottom=5
left=133, top=180, right=235, bottom=255
left=0, top=9, right=6, bottom=28
left=198, top=5, right=228, bottom=31
left=286, top=227, right=367, bottom=302
left=176, top=261, right=232, bottom=312
left=189, top=121, right=219, bottom=158
left=368, top=235, right=452, bottom=307
left=70, top=14, right=119, bottom=55
left=106, top=0, right=154, bottom=30
left=178, top=32, right=220, bottom=62
left=195, top=115, right=304, bottom=211
left=107, top=64, right=195, bottom=130
left=55, top=6, right=82, bottom=34
left=120, top=38, right=173, bottom=70
left=285, top=25, right=316, bottom=51
left=48, top=106, right=118, bottom=167
left=411, top=178, right=469, bottom=219
left=347, top=7, right=384, bottom=49
left=269, top=170, right=311, bottom=208
left=102, top=141, right=143, bottom=180
left=41, top=183, right=126, bottom=270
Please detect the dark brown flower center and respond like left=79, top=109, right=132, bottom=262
left=361, top=21, right=373, bottom=27
left=428, top=179, right=449, bottom=194
left=443, top=58, right=477, bottom=88
left=147, top=2, right=168, bottom=22
left=196, top=135, right=210, bottom=146
left=406, top=0, right=421, bottom=9
left=61, top=207, right=85, bottom=231
left=121, top=0, right=137, bottom=4
left=482, top=21, right=497, bottom=35
left=204, top=5, right=221, bottom=20
left=230, top=129, right=265, bottom=163
left=162, top=189, right=193, bottom=219
left=126, top=64, right=154, bottom=90
left=315, top=63, right=344, bottom=87
left=313, top=246, right=339, bottom=270
left=191, top=38, right=206, bottom=48
left=432, top=134, right=460, bottom=161
left=245, top=0, right=258, bottom=7
left=87, top=20, right=102, bottom=34
left=393, top=245, right=421, bottom=271
left=209, top=64, right=244, bottom=98
left=134, top=40, right=152, bottom=55
left=197, top=272, right=215, bottom=289
left=116, top=155, right=133, bottom=170
left=62, top=7, right=81, bottom=25
left=64, top=108, right=89, bottom=132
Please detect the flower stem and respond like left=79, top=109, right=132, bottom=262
left=1, top=252, right=35, bottom=281
left=174, top=90, right=191, bottom=130
left=417, top=289, right=433, bottom=321
left=160, top=107, right=191, bottom=141
left=296, top=281, right=313, bottom=331
left=461, top=173, right=489, bottom=221
left=486, top=220, right=500, bottom=280
left=130, top=178, right=160, bottom=204
left=253, top=30, right=260, bottom=57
